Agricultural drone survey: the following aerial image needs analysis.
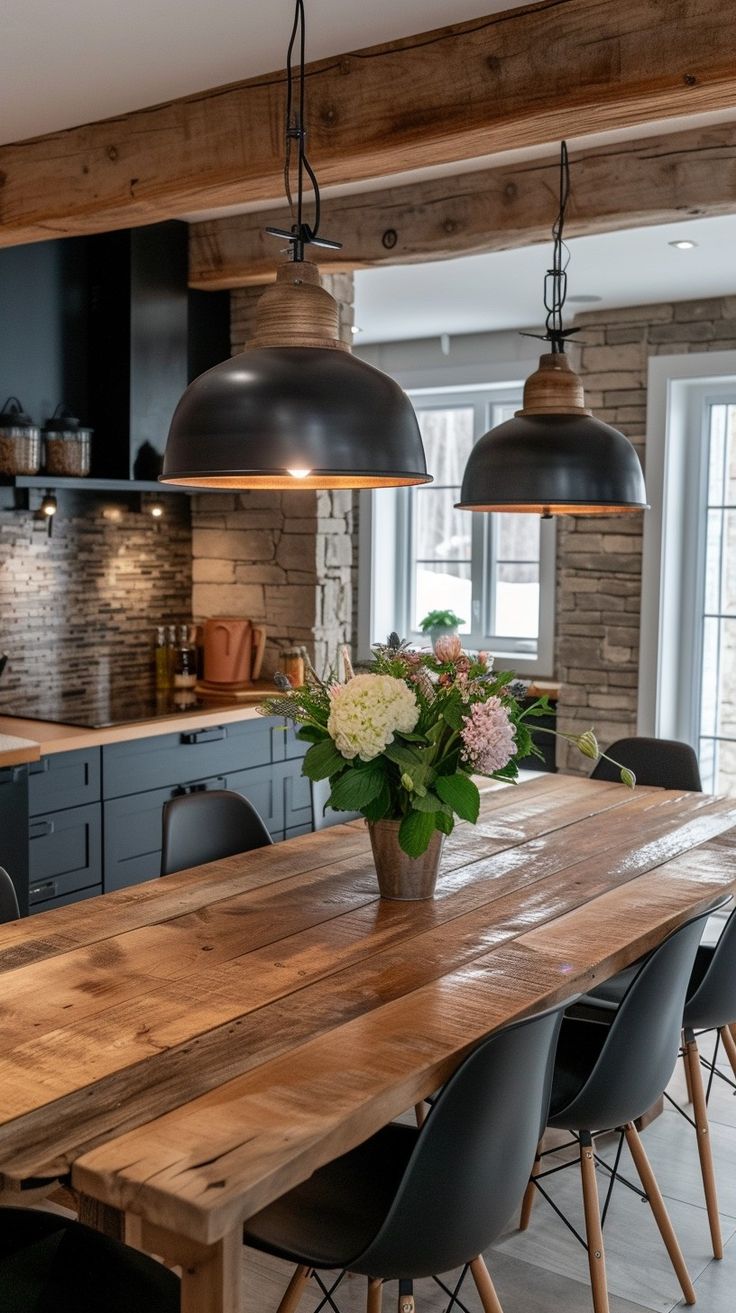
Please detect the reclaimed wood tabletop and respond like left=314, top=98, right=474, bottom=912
left=1, top=774, right=736, bottom=1311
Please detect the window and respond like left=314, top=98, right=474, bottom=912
left=361, top=386, right=556, bottom=674
left=639, top=353, right=736, bottom=794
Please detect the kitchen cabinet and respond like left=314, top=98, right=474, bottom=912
left=0, top=765, right=29, bottom=916
left=20, top=715, right=316, bottom=913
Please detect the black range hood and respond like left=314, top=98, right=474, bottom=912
left=0, top=222, right=230, bottom=486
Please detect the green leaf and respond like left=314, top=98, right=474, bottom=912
left=302, top=738, right=347, bottom=782
left=434, top=810, right=455, bottom=836
left=398, top=731, right=431, bottom=744
left=383, top=741, right=424, bottom=771
left=328, top=763, right=386, bottom=811
left=410, top=790, right=451, bottom=815
left=441, top=695, right=465, bottom=731
left=398, top=808, right=437, bottom=858
left=296, top=724, right=328, bottom=744
left=435, top=773, right=481, bottom=823
left=362, top=781, right=393, bottom=821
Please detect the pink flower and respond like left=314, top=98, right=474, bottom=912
left=434, top=634, right=462, bottom=662
left=460, top=697, right=516, bottom=775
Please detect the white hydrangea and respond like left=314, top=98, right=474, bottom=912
left=328, top=673, right=419, bottom=762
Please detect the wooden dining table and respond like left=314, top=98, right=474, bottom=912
left=1, top=772, right=736, bottom=1312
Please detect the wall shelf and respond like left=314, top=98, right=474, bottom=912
left=4, top=476, right=200, bottom=495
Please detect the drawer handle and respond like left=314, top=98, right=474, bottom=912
left=181, top=727, right=227, bottom=745
left=29, top=819, right=54, bottom=839
left=30, top=880, right=57, bottom=901
left=172, top=777, right=227, bottom=798
left=29, top=759, right=50, bottom=776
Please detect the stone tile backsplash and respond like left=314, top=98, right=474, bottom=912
left=0, top=492, right=192, bottom=711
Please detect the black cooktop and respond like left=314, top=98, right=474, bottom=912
left=7, top=691, right=248, bottom=729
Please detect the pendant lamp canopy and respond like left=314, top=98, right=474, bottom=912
left=161, top=0, right=429, bottom=492
left=457, top=143, right=647, bottom=517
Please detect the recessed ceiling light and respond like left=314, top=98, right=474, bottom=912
left=568, top=294, right=602, bottom=304
left=669, top=239, right=698, bottom=250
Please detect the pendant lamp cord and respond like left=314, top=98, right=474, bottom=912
left=266, top=0, right=341, bottom=262
left=545, top=140, right=570, bottom=353
left=521, top=140, right=580, bottom=353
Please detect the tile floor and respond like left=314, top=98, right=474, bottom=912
left=244, top=1031, right=736, bottom=1312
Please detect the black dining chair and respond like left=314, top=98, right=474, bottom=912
left=0, top=867, right=19, bottom=923
left=576, top=903, right=736, bottom=1260
left=520, top=907, right=713, bottom=1313
left=591, top=736, right=702, bottom=791
left=243, top=1005, right=566, bottom=1313
left=0, top=1206, right=179, bottom=1313
left=160, top=787, right=272, bottom=876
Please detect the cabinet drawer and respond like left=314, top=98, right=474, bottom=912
left=285, top=823, right=313, bottom=840
left=29, top=749, right=101, bottom=815
left=29, top=803, right=101, bottom=894
left=102, top=718, right=275, bottom=798
left=30, top=883, right=102, bottom=916
left=226, top=764, right=284, bottom=838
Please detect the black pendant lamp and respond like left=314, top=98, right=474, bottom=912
left=161, top=1, right=429, bottom=491
left=457, top=143, right=647, bottom=515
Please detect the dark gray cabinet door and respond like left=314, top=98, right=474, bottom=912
left=29, top=803, right=102, bottom=908
left=29, top=749, right=101, bottom=815
left=104, top=776, right=228, bottom=892
left=225, top=765, right=285, bottom=839
left=102, top=718, right=275, bottom=798
left=0, top=765, right=29, bottom=916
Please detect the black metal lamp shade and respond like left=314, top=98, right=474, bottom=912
left=161, top=345, right=430, bottom=490
left=456, top=412, right=648, bottom=514
left=456, top=352, right=647, bottom=515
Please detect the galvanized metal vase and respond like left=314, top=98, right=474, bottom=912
left=367, top=819, right=445, bottom=900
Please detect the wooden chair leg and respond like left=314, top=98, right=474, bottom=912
left=579, top=1133, right=610, bottom=1313
left=721, top=1024, right=736, bottom=1080
left=519, top=1137, right=543, bottom=1230
left=469, top=1255, right=505, bottom=1313
left=367, top=1277, right=383, bottom=1313
left=684, top=1032, right=723, bottom=1258
left=276, top=1264, right=313, bottom=1313
left=682, top=1031, right=694, bottom=1104
left=414, top=1103, right=427, bottom=1127
left=623, top=1124, right=696, bottom=1305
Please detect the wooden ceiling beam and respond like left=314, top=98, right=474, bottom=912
left=189, top=121, right=736, bottom=288
left=1, top=0, right=736, bottom=247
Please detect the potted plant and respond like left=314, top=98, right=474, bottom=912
left=261, top=636, right=633, bottom=901
left=419, top=609, right=465, bottom=650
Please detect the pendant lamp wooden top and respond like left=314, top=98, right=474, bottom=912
left=249, top=261, right=348, bottom=352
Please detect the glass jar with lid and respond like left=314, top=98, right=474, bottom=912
left=42, top=405, right=93, bottom=477
left=0, top=397, right=41, bottom=476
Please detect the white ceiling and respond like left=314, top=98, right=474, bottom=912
left=354, top=213, right=736, bottom=344
left=1, top=0, right=530, bottom=145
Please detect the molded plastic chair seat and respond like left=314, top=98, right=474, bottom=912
left=161, top=787, right=272, bottom=876
left=0, top=1207, right=179, bottom=1313
left=521, top=909, right=711, bottom=1313
left=0, top=867, right=19, bottom=923
left=591, top=736, right=702, bottom=791
left=245, top=1005, right=565, bottom=1312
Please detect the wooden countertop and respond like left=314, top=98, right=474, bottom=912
left=0, top=697, right=270, bottom=757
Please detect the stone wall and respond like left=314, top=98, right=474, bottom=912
left=555, top=296, right=736, bottom=771
left=191, top=273, right=357, bottom=676
left=0, top=491, right=192, bottom=711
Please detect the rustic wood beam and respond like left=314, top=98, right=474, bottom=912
left=189, top=120, right=736, bottom=287
left=2, top=0, right=736, bottom=247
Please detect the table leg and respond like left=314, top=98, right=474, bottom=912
left=139, top=1220, right=244, bottom=1313
left=76, top=1191, right=125, bottom=1241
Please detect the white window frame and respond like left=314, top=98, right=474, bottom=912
left=358, top=381, right=556, bottom=676
left=639, top=352, right=736, bottom=749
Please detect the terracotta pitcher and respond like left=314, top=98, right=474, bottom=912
left=203, top=618, right=266, bottom=687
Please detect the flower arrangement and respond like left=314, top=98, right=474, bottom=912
left=260, top=634, right=635, bottom=860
